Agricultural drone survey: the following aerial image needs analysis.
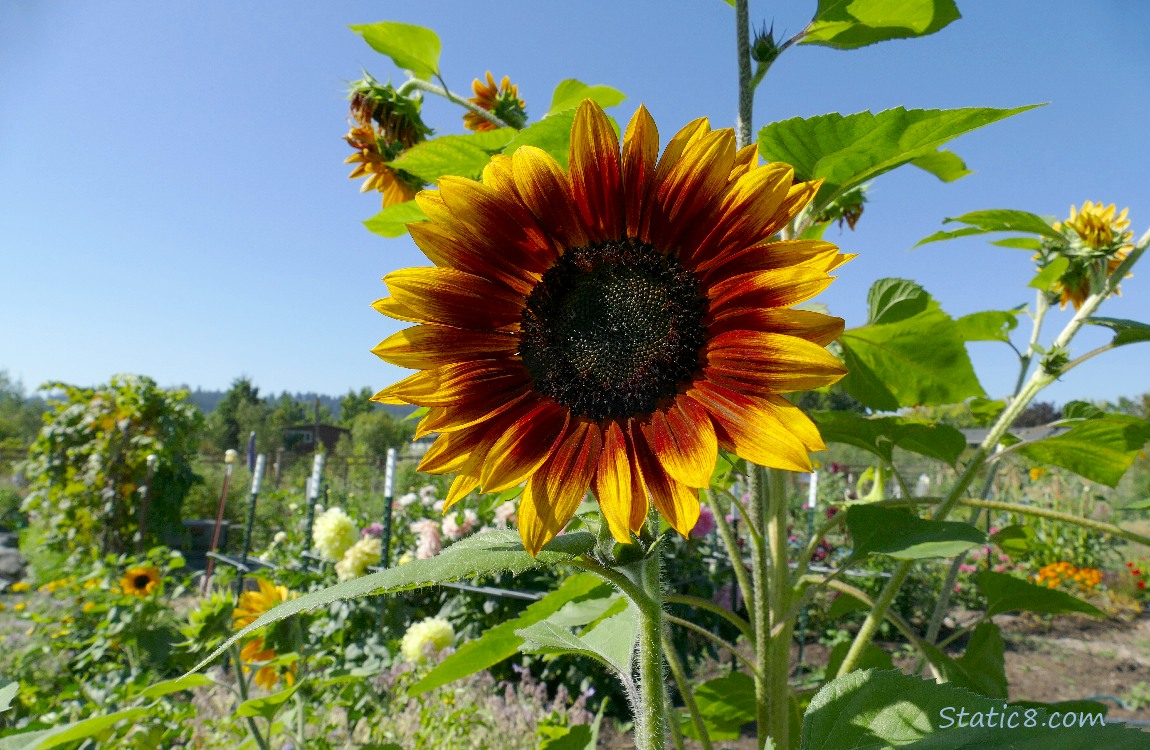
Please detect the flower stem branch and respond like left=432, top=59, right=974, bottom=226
left=665, top=613, right=760, bottom=678
left=735, top=0, right=753, bottom=149
left=706, top=489, right=757, bottom=615
left=664, top=593, right=754, bottom=641
left=229, top=645, right=271, bottom=750
left=397, top=76, right=512, bottom=130
left=748, top=465, right=772, bottom=748
left=663, top=633, right=715, bottom=750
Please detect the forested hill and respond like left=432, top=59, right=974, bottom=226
left=180, top=387, right=415, bottom=421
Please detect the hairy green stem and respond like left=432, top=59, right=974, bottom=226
left=765, top=468, right=792, bottom=750
left=748, top=465, right=771, bottom=748
left=663, top=633, right=715, bottom=750
left=631, top=549, right=669, bottom=750
left=396, top=77, right=511, bottom=129
left=735, top=0, right=753, bottom=149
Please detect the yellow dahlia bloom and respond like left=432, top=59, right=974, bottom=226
left=312, top=507, right=359, bottom=562
left=119, top=567, right=160, bottom=597
left=374, top=100, right=849, bottom=555
left=400, top=616, right=455, bottom=663
left=464, top=71, right=526, bottom=132
left=335, top=536, right=382, bottom=581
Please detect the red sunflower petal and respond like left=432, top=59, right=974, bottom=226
left=407, top=219, right=535, bottom=296
left=517, top=420, right=601, bottom=556
left=512, top=146, right=590, bottom=250
left=384, top=267, right=524, bottom=330
left=569, top=100, right=624, bottom=242
left=480, top=400, right=570, bottom=493
left=372, top=325, right=519, bottom=369
left=630, top=424, right=700, bottom=537
left=706, top=266, right=835, bottom=312
left=708, top=307, right=845, bottom=346
left=689, top=379, right=813, bottom=472
left=650, top=129, right=736, bottom=251
left=621, top=105, right=660, bottom=242
left=641, top=397, right=718, bottom=488
left=594, top=421, right=635, bottom=544
left=705, top=330, right=847, bottom=394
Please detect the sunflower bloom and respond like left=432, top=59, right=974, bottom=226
left=373, top=100, right=850, bottom=555
left=1047, top=201, right=1134, bottom=309
left=464, top=71, right=527, bottom=131
left=119, top=567, right=160, bottom=597
left=234, top=578, right=297, bottom=689
left=344, top=80, right=429, bottom=208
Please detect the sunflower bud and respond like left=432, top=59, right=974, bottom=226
left=752, top=22, right=781, bottom=65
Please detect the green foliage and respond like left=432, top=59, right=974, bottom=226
left=757, top=105, right=1038, bottom=210
left=802, top=0, right=961, bottom=50
left=846, top=505, right=986, bottom=560
left=1085, top=317, right=1150, bottom=348
left=955, top=309, right=1023, bottom=343
left=811, top=411, right=967, bottom=466
left=802, top=669, right=1147, bottom=749
left=350, top=21, right=441, bottom=80
left=1017, top=412, right=1150, bottom=487
left=837, top=280, right=984, bottom=411
left=516, top=598, right=639, bottom=676
left=502, top=110, right=579, bottom=168
left=679, top=672, right=757, bottom=741
left=20, top=375, right=203, bottom=555
left=388, top=129, right=516, bottom=183
left=976, top=570, right=1103, bottom=618
left=545, top=80, right=626, bottom=117
left=364, top=200, right=428, bottom=238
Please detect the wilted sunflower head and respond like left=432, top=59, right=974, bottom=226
left=344, top=78, right=430, bottom=207
left=1042, top=200, right=1133, bottom=309
left=373, top=100, right=850, bottom=555
left=119, top=566, right=160, bottom=597
left=464, top=71, right=527, bottom=131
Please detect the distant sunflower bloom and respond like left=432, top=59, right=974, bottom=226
left=234, top=578, right=296, bottom=690
left=119, top=567, right=160, bottom=597
left=344, top=81, right=430, bottom=208
left=373, top=100, right=850, bottom=555
left=1048, top=201, right=1133, bottom=309
left=464, top=71, right=527, bottom=131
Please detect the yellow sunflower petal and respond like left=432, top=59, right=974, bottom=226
left=516, top=421, right=601, bottom=555
left=569, top=100, right=624, bottom=241
left=642, top=397, right=718, bottom=488
left=689, top=380, right=813, bottom=472
left=480, top=400, right=570, bottom=493
left=512, top=146, right=590, bottom=250
left=372, top=325, right=518, bottom=369
left=384, top=267, right=524, bottom=330
left=705, top=330, right=846, bottom=394
left=631, top=427, right=700, bottom=537
left=594, top=421, right=635, bottom=544
left=621, top=105, right=659, bottom=241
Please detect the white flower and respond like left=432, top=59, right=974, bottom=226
left=400, top=617, right=454, bottom=663
left=493, top=501, right=517, bottom=529
left=288, top=503, right=299, bottom=513
left=432, top=499, right=445, bottom=513
left=418, top=485, right=438, bottom=505
left=272, top=531, right=287, bottom=545
left=397, top=492, right=419, bottom=508
left=442, top=509, right=479, bottom=541
left=410, top=519, right=442, bottom=559
left=335, top=536, right=382, bottom=581
left=312, top=507, right=358, bottom=561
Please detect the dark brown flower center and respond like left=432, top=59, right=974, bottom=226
left=134, top=574, right=152, bottom=589
left=519, top=239, right=707, bottom=420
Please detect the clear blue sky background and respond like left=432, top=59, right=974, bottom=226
left=2, top=1, right=1148, bottom=408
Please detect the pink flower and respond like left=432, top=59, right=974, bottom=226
left=493, top=501, right=517, bottom=529
left=442, top=509, right=478, bottom=541
left=958, top=564, right=977, bottom=574
left=363, top=522, right=384, bottom=538
left=690, top=506, right=716, bottom=538
left=410, top=519, right=442, bottom=559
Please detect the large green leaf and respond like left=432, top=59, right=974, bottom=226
left=187, top=530, right=594, bottom=677
left=976, top=571, right=1103, bottom=618
left=801, top=0, right=961, bottom=50
left=388, top=130, right=516, bottom=183
left=0, top=708, right=147, bottom=750
left=916, top=208, right=1063, bottom=247
left=920, top=623, right=1008, bottom=699
left=846, top=505, right=985, bottom=560
left=1086, top=317, right=1150, bottom=348
left=758, top=105, right=1038, bottom=207
left=801, top=670, right=1148, bottom=749
left=866, top=277, right=929, bottom=324
left=134, top=674, right=215, bottom=700
left=1016, top=414, right=1150, bottom=487
left=546, top=79, right=626, bottom=117
left=680, top=672, right=758, bottom=741
left=825, top=642, right=894, bottom=677
left=0, top=682, right=16, bottom=715
left=350, top=21, right=440, bottom=80
left=516, top=599, right=639, bottom=676
left=235, top=683, right=299, bottom=721
left=363, top=200, right=428, bottom=238
left=955, top=309, right=1022, bottom=343
left=411, top=573, right=608, bottom=695
left=838, top=293, right=984, bottom=411
left=502, top=110, right=577, bottom=168
left=811, top=411, right=967, bottom=467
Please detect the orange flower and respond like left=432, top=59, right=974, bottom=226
left=374, top=101, right=849, bottom=555
left=464, top=72, right=527, bottom=132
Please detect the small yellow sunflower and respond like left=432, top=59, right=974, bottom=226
left=464, top=71, right=527, bottom=132
left=234, top=578, right=291, bottom=629
left=119, top=567, right=160, bottom=597
left=1048, top=201, right=1133, bottom=309
left=373, top=100, right=849, bottom=555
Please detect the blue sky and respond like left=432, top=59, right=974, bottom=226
left=2, top=1, right=1148, bottom=408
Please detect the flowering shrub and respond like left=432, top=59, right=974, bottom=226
left=1034, top=560, right=1104, bottom=592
